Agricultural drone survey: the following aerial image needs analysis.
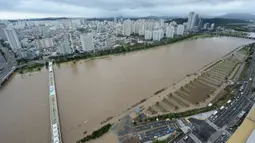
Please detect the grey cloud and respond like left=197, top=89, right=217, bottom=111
left=0, top=0, right=254, bottom=19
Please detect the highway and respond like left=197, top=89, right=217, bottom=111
left=183, top=45, right=255, bottom=143
left=0, top=65, right=16, bottom=87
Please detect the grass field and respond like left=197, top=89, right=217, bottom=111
left=146, top=58, right=239, bottom=115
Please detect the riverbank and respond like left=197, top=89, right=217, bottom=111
left=50, top=34, right=198, bottom=64
left=17, top=63, right=45, bottom=74
left=52, top=32, right=249, bottom=65
left=18, top=33, right=250, bottom=74
left=1, top=37, right=253, bottom=143
left=84, top=42, right=252, bottom=140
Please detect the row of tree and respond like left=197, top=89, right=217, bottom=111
left=50, top=34, right=197, bottom=64
left=76, top=124, right=112, bottom=143
left=146, top=106, right=216, bottom=122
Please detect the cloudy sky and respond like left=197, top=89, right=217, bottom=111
left=0, top=0, right=255, bottom=19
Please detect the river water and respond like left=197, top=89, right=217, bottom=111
left=0, top=37, right=253, bottom=143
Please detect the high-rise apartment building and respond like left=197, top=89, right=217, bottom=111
left=166, top=26, right=175, bottom=38
left=59, top=35, right=73, bottom=55
left=210, top=23, right=215, bottom=30
left=191, top=14, right=199, bottom=30
left=144, top=30, right=153, bottom=40
left=139, top=24, right=145, bottom=36
left=176, top=25, right=185, bottom=35
left=68, top=33, right=74, bottom=52
left=36, top=38, right=54, bottom=49
left=59, top=41, right=72, bottom=55
left=153, top=29, right=164, bottom=41
left=187, top=12, right=195, bottom=30
left=0, top=24, right=7, bottom=41
left=123, top=19, right=132, bottom=36
left=4, top=27, right=22, bottom=51
left=198, top=18, right=203, bottom=30
left=187, top=12, right=199, bottom=31
left=203, top=23, right=210, bottom=30
left=80, top=33, right=94, bottom=52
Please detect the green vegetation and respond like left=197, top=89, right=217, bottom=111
left=153, top=132, right=179, bottom=143
left=224, top=25, right=249, bottom=32
left=213, top=31, right=248, bottom=38
left=239, top=62, right=250, bottom=81
left=50, top=34, right=198, bottom=64
left=231, top=64, right=241, bottom=80
left=204, top=60, right=223, bottom=71
left=17, top=63, right=45, bottom=74
left=238, top=43, right=255, bottom=80
left=186, top=33, right=215, bottom=40
left=76, top=124, right=112, bottom=143
left=51, top=33, right=249, bottom=64
left=213, top=85, right=236, bottom=106
left=147, top=106, right=216, bottom=122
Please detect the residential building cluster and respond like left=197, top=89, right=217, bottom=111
left=0, top=12, right=214, bottom=60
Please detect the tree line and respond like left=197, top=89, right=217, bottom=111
left=76, top=124, right=112, bottom=143
left=50, top=34, right=197, bottom=64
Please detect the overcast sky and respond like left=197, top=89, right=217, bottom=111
left=0, top=0, right=255, bottom=19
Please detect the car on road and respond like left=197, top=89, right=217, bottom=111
left=184, top=136, right=189, bottom=140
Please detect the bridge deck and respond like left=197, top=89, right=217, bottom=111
left=48, top=62, right=62, bottom=143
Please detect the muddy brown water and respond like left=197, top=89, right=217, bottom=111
left=0, top=37, right=253, bottom=143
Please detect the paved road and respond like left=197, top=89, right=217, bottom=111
left=48, top=62, right=62, bottom=143
left=189, top=133, right=202, bottom=143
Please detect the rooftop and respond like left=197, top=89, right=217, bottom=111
left=227, top=105, right=255, bottom=143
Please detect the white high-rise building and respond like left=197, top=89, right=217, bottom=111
left=132, top=22, right=136, bottom=34
left=0, top=24, right=7, bottom=41
left=191, top=14, right=199, bottom=30
left=166, top=26, right=175, bottom=38
left=59, top=35, right=73, bottom=55
left=144, top=30, right=153, bottom=40
left=153, top=29, right=164, bottom=41
left=133, top=22, right=140, bottom=34
left=139, top=24, right=145, bottom=36
left=203, top=23, right=210, bottom=30
left=210, top=23, right=215, bottom=30
left=36, top=38, right=54, bottom=49
left=68, top=33, right=74, bottom=51
left=154, top=22, right=160, bottom=30
left=176, top=25, right=185, bottom=35
left=169, top=21, right=177, bottom=26
left=80, top=33, right=94, bottom=52
left=147, top=22, right=154, bottom=31
left=4, top=27, right=22, bottom=51
left=183, top=22, right=188, bottom=31
left=123, top=19, right=132, bottom=36
left=187, top=12, right=195, bottom=30
left=59, top=41, right=72, bottom=55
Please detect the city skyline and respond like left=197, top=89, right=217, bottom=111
left=1, top=0, right=255, bottom=19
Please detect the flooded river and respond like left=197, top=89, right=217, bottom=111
left=0, top=37, right=253, bottom=143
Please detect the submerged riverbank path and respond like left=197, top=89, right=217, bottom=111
left=48, top=62, right=62, bottom=143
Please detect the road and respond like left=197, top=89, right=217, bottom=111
left=48, top=62, right=62, bottom=143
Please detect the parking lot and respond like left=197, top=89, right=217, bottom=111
left=138, top=126, right=175, bottom=143
left=135, top=120, right=173, bottom=132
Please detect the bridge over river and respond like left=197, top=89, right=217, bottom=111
left=48, top=62, right=62, bottom=143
